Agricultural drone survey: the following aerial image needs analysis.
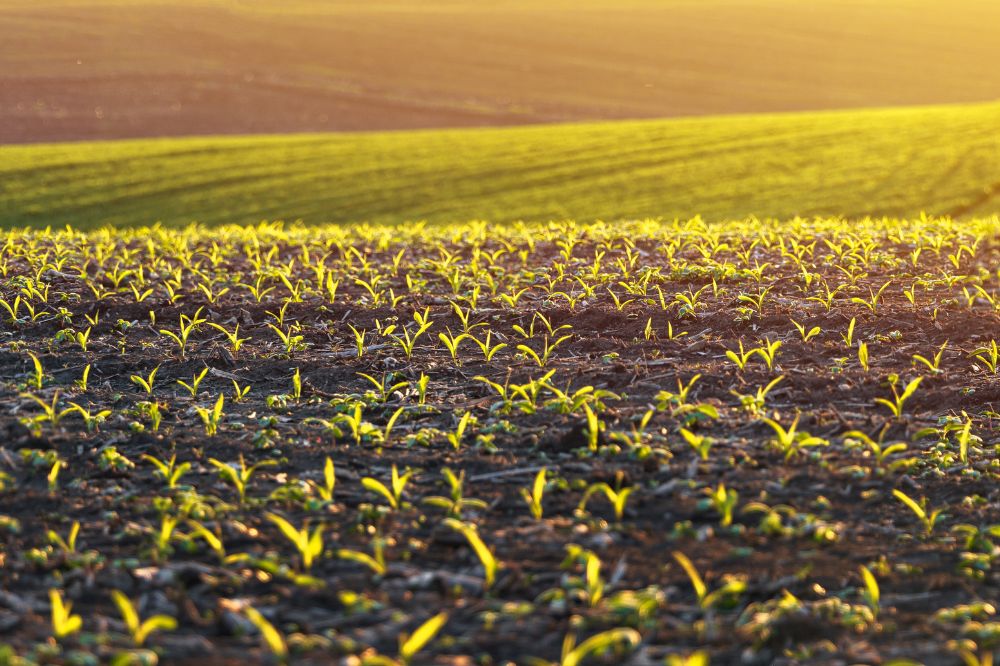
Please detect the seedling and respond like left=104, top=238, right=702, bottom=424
left=875, top=375, right=923, bottom=419
left=267, top=512, right=324, bottom=571
left=790, top=318, right=821, bottom=343
left=680, top=427, right=713, bottom=460
left=423, top=468, right=488, bottom=518
left=761, top=414, right=828, bottom=461
left=578, top=482, right=633, bottom=521
left=730, top=375, right=783, bottom=417
left=159, top=307, right=206, bottom=357
left=177, top=367, right=209, bottom=397
left=672, top=551, right=746, bottom=610
left=307, top=457, right=337, bottom=503
left=244, top=605, right=288, bottom=662
left=49, top=589, right=82, bottom=640
left=851, top=280, right=891, bottom=314
left=912, top=340, right=947, bottom=373
left=447, top=411, right=473, bottom=449
left=706, top=483, right=739, bottom=527
left=892, top=489, right=943, bottom=536
left=142, top=454, right=191, bottom=489
left=337, top=534, right=387, bottom=576
left=194, top=393, right=225, bottom=435
left=538, top=628, right=642, bottom=666
left=858, top=565, right=880, bottom=618
left=443, top=518, right=498, bottom=592
left=130, top=365, right=159, bottom=395
left=520, top=468, right=547, bottom=520
left=208, top=454, right=277, bottom=504
left=112, top=590, right=177, bottom=646
left=970, top=340, right=999, bottom=374
left=517, top=334, right=571, bottom=368
left=362, top=465, right=412, bottom=510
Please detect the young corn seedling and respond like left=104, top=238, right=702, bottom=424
left=672, top=551, right=746, bottom=610
left=397, top=613, right=449, bottom=666
left=208, top=454, right=277, bottom=504
left=130, top=365, right=159, bottom=395
left=858, top=341, right=870, bottom=372
left=875, top=375, right=923, bottom=419
left=680, top=427, right=713, bottom=461
left=65, top=402, right=111, bottom=432
left=955, top=417, right=975, bottom=466
left=725, top=340, right=754, bottom=371
left=47, top=459, right=63, bottom=493
left=393, top=315, right=433, bottom=359
left=543, top=629, right=642, bottom=666
left=790, top=318, right=821, bottom=343
left=142, top=454, right=191, bottom=489
left=231, top=380, right=251, bottom=403
left=111, top=590, right=177, bottom=647
left=438, top=329, right=469, bottom=364
left=193, top=393, right=226, bottom=436
left=843, top=429, right=908, bottom=468
left=730, top=375, right=783, bottom=417
left=761, top=414, right=828, bottom=461
left=347, top=324, right=367, bottom=358
left=48, top=521, right=80, bottom=557
left=517, top=334, right=571, bottom=368
left=177, top=367, right=209, bottom=397
left=243, top=605, right=288, bottom=663
left=841, top=317, right=857, bottom=347
left=267, top=512, right=324, bottom=571
left=520, top=468, right=547, bottom=520
left=755, top=338, right=782, bottom=370
left=206, top=321, right=249, bottom=355
left=26, top=352, right=45, bottom=390
left=858, top=565, right=880, bottom=619
left=892, top=489, right=944, bottom=537
left=446, top=411, right=473, bottom=450
left=656, top=374, right=701, bottom=411
left=337, top=533, right=387, bottom=576
left=851, top=280, right=892, bottom=314
left=470, top=329, right=508, bottom=361
left=362, top=465, right=413, bottom=510
left=423, top=468, right=488, bottom=518
left=912, top=340, right=948, bottom=374
left=443, top=518, right=498, bottom=592
left=49, top=589, right=82, bottom=640
left=970, top=340, right=999, bottom=374
left=705, top=483, right=739, bottom=527
left=578, top=482, right=633, bottom=521
left=737, top=286, right=771, bottom=316
left=73, top=326, right=91, bottom=353
left=267, top=322, right=307, bottom=356
left=159, top=307, right=206, bottom=357
left=21, top=391, right=75, bottom=432
left=74, top=364, right=92, bottom=392
left=358, top=372, right=409, bottom=404
left=307, top=457, right=337, bottom=503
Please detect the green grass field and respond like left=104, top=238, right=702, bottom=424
left=2, top=101, right=1000, bottom=228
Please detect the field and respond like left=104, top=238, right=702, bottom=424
left=5, top=0, right=1000, bottom=142
left=3, top=101, right=1000, bottom=229
left=1, top=217, right=999, bottom=664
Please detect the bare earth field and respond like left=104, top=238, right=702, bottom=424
left=2, top=0, right=1000, bottom=142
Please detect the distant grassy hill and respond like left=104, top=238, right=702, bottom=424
left=2, top=102, right=999, bottom=228
left=4, top=0, right=1000, bottom=142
